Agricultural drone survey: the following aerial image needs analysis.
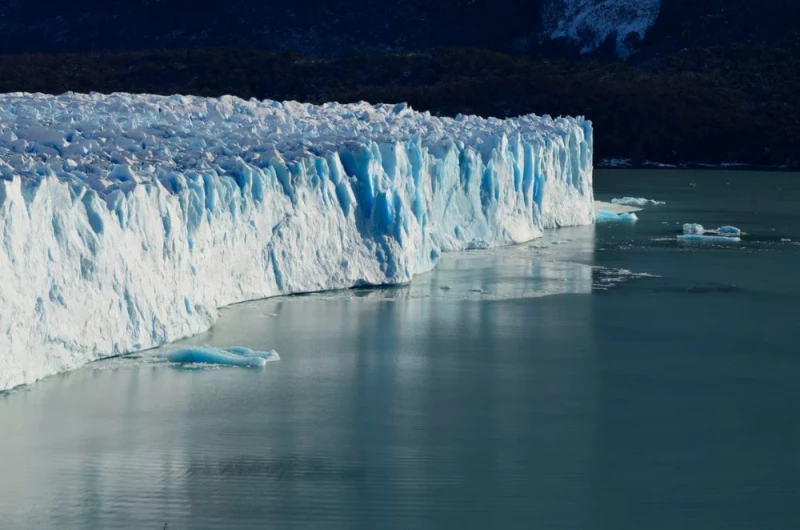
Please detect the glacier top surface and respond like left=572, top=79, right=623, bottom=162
left=0, top=92, right=586, bottom=196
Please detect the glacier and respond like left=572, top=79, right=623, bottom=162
left=0, top=92, right=594, bottom=391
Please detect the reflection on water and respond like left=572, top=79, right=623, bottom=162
left=301, top=225, right=598, bottom=303
left=0, top=226, right=602, bottom=530
left=2, top=171, right=800, bottom=529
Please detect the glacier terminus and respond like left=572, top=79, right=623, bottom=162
left=0, top=92, right=595, bottom=390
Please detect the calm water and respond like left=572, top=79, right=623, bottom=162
left=2, top=170, right=799, bottom=529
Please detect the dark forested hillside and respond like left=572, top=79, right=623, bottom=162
left=645, top=0, right=799, bottom=52
left=0, top=0, right=547, bottom=55
left=0, top=1, right=798, bottom=167
left=0, top=45, right=797, bottom=168
left=1, top=0, right=798, bottom=57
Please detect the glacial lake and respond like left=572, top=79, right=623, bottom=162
left=2, top=170, right=799, bottom=529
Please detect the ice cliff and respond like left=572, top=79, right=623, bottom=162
left=0, top=93, right=594, bottom=390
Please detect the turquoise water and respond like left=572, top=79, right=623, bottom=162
left=1, top=170, right=799, bottom=529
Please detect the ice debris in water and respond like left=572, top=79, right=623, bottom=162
left=717, top=225, right=741, bottom=237
left=165, top=346, right=280, bottom=367
left=680, top=223, right=742, bottom=242
left=0, top=92, right=594, bottom=391
left=683, top=224, right=742, bottom=237
left=678, top=234, right=741, bottom=243
left=611, top=197, right=665, bottom=206
left=596, top=210, right=638, bottom=223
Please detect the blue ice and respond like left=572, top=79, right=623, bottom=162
left=164, top=346, right=280, bottom=367
left=596, top=210, right=638, bottom=223
left=717, top=225, right=742, bottom=236
left=682, top=223, right=742, bottom=239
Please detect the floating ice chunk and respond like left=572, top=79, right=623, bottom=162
left=678, top=234, right=741, bottom=243
left=611, top=197, right=665, bottom=206
left=597, top=157, right=632, bottom=168
left=164, top=346, right=280, bottom=367
left=594, top=200, right=640, bottom=214
left=716, top=225, right=741, bottom=237
left=596, top=210, right=638, bottom=223
left=683, top=223, right=742, bottom=237
left=223, top=346, right=280, bottom=361
left=683, top=223, right=705, bottom=234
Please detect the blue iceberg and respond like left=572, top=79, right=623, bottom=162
left=164, top=346, right=280, bottom=367
left=681, top=223, right=742, bottom=241
left=596, top=210, right=638, bottom=223
left=717, top=225, right=742, bottom=237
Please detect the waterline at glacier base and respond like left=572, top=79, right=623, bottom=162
left=0, top=93, right=594, bottom=390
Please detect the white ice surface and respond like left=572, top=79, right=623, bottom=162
left=596, top=210, right=637, bottom=222
left=683, top=223, right=742, bottom=237
left=0, top=92, right=594, bottom=390
left=594, top=200, right=640, bottom=214
left=612, top=197, right=665, bottom=207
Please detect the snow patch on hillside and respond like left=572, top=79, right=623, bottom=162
left=542, top=0, right=661, bottom=58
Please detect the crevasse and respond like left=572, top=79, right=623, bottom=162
left=0, top=93, right=594, bottom=390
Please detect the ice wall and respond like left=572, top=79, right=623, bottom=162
left=0, top=93, right=594, bottom=390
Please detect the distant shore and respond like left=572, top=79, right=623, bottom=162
left=0, top=47, right=797, bottom=170
left=596, top=160, right=800, bottom=172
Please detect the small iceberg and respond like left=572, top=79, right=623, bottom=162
left=612, top=197, right=665, bottom=207
left=681, top=224, right=742, bottom=241
left=164, top=346, right=280, bottom=367
left=717, top=225, right=742, bottom=237
left=596, top=210, right=638, bottom=223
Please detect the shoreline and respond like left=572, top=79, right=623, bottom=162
left=596, top=160, right=800, bottom=172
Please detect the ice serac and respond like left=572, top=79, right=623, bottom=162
left=0, top=93, right=594, bottom=390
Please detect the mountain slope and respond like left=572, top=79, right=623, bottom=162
left=3, top=0, right=797, bottom=59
